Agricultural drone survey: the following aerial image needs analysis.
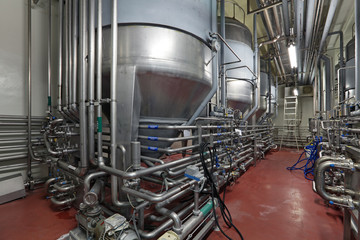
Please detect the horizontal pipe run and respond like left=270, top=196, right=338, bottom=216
left=122, top=180, right=196, bottom=203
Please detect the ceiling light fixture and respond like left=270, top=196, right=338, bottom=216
left=288, top=44, right=297, bottom=68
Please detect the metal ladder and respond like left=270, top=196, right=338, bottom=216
left=280, top=96, right=300, bottom=150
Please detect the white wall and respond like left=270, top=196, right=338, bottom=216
left=273, top=85, right=314, bottom=128
left=0, top=0, right=56, bottom=180
left=0, top=0, right=51, bottom=116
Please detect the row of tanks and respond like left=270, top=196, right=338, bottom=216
left=43, top=1, right=278, bottom=239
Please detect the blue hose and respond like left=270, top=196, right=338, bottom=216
left=287, top=136, right=322, bottom=180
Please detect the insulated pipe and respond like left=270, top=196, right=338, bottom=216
left=186, top=0, right=217, bottom=125
left=78, top=0, right=88, bottom=175
left=67, top=0, right=72, bottom=111
left=296, top=0, right=304, bottom=82
left=220, top=0, right=226, bottom=108
left=303, top=0, right=316, bottom=84
left=48, top=0, right=52, bottom=112
left=57, top=0, right=63, bottom=112
left=242, top=13, right=259, bottom=123
left=63, top=0, right=69, bottom=109
left=318, top=0, right=339, bottom=54
left=88, top=0, right=96, bottom=165
left=328, top=31, right=344, bottom=102
left=317, top=62, right=322, bottom=113
left=27, top=0, right=32, bottom=179
left=320, top=55, right=331, bottom=111
left=305, top=0, right=316, bottom=51
left=71, top=0, right=78, bottom=109
left=110, top=0, right=117, bottom=182
left=356, top=0, right=360, bottom=102
left=272, top=6, right=282, bottom=36
left=281, top=0, right=290, bottom=37
left=96, top=0, right=103, bottom=164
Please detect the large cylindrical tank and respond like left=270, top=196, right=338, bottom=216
left=101, top=0, right=213, bottom=157
left=222, top=18, right=254, bottom=114
left=345, top=37, right=355, bottom=99
left=255, top=60, right=271, bottom=120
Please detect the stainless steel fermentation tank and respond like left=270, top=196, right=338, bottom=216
left=101, top=0, right=214, bottom=158
left=345, top=37, right=355, bottom=99
left=223, top=17, right=254, bottom=114
left=256, top=60, right=276, bottom=120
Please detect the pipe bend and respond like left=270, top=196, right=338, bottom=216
left=51, top=195, right=76, bottom=206
left=84, top=171, right=107, bottom=193
left=315, top=161, right=359, bottom=207
left=45, top=177, right=57, bottom=191
left=53, top=182, right=76, bottom=192
left=155, top=206, right=182, bottom=232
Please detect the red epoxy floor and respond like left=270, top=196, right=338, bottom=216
left=0, top=188, right=77, bottom=240
left=0, top=149, right=343, bottom=240
left=207, top=149, right=343, bottom=240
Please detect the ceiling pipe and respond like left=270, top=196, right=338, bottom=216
left=318, top=0, right=339, bottom=53
left=302, top=0, right=316, bottom=84
left=282, top=0, right=290, bottom=37
left=273, top=6, right=282, bottom=36
left=295, top=0, right=304, bottom=84
left=258, top=0, right=287, bottom=81
left=305, top=0, right=324, bottom=84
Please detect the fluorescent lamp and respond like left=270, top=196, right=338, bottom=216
left=288, top=44, right=297, bottom=68
left=293, top=88, right=298, bottom=96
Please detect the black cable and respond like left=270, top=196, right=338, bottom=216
left=200, top=143, right=244, bottom=240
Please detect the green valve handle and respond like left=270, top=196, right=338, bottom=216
left=48, top=96, right=51, bottom=106
left=97, top=117, right=102, bottom=133
left=200, top=200, right=213, bottom=216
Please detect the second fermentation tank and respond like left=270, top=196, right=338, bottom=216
left=223, top=17, right=254, bottom=114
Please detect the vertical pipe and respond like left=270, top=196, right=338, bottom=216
left=71, top=0, right=78, bottom=108
left=48, top=0, right=52, bottom=113
left=57, top=0, right=63, bottom=112
left=282, top=0, right=290, bottom=37
left=318, top=62, right=322, bottom=114
left=88, top=0, right=95, bottom=165
left=356, top=0, right=360, bottom=102
left=268, top=59, right=271, bottom=116
left=320, top=55, right=331, bottom=111
left=220, top=0, right=226, bottom=108
left=110, top=0, right=118, bottom=192
left=97, top=0, right=103, bottom=162
left=27, top=0, right=32, bottom=180
left=328, top=31, right=344, bottom=102
left=68, top=0, right=73, bottom=110
left=79, top=0, right=88, bottom=174
left=64, top=0, right=69, bottom=108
